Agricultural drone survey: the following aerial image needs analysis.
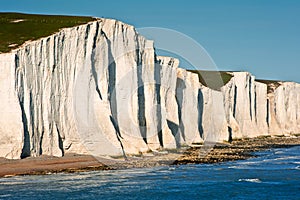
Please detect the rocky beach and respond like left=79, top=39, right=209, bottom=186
left=1, top=135, right=299, bottom=177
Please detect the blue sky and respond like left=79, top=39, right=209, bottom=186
left=1, top=0, right=300, bottom=82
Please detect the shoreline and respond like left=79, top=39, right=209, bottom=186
left=0, top=135, right=299, bottom=177
left=174, top=135, right=300, bottom=164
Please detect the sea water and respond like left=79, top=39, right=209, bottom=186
left=0, top=146, right=299, bottom=200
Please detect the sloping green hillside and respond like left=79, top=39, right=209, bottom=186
left=0, top=12, right=95, bottom=53
left=188, top=70, right=233, bottom=91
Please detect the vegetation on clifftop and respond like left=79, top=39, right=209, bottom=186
left=0, top=12, right=95, bottom=53
left=256, top=79, right=282, bottom=94
left=188, top=70, right=233, bottom=91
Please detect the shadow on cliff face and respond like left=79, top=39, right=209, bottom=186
left=105, top=32, right=128, bottom=159
left=154, top=63, right=163, bottom=147
left=15, top=54, right=30, bottom=159
left=19, top=100, right=30, bottom=159
left=197, top=89, right=204, bottom=138
left=175, top=77, right=205, bottom=147
left=166, top=120, right=180, bottom=148
left=176, top=78, right=186, bottom=142
left=137, top=67, right=147, bottom=144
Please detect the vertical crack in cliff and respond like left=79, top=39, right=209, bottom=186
left=102, top=30, right=127, bottom=158
left=137, top=63, right=147, bottom=143
left=83, top=24, right=90, bottom=58
left=176, top=78, right=186, bottom=141
left=249, top=76, right=253, bottom=120
left=166, top=120, right=181, bottom=148
left=37, top=39, right=45, bottom=156
left=15, top=54, right=31, bottom=158
left=19, top=97, right=31, bottom=159
left=107, top=50, right=118, bottom=132
left=90, top=22, right=103, bottom=100
left=233, top=85, right=238, bottom=118
left=29, top=92, right=37, bottom=156
left=266, top=98, right=270, bottom=127
left=154, top=63, right=163, bottom=147
left=56, top=34, right=65, bottom=155
left=57, top=126, right=64, bottom=156
left=197, top=89, right=204, bottom=138
left=254, top=86, right=257, bottom=124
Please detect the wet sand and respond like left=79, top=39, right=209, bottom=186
left=0, top=154, right=110, bottom=177
left=0, top=135, right=299, bottom=177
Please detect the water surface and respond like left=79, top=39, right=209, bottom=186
left=1, top=146, right=299, bottom=200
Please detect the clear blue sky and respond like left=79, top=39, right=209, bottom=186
left=1, top=0, right=300, bottom=82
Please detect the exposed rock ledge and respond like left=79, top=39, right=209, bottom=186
left=0, top=18, right=300, bottom=159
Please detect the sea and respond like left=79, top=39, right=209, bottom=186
left=0, top=146, right=299, bottom=200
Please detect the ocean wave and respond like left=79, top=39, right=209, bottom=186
left=0, top=181, right=26, bottom=185
left=0, top=194, right=12, bottom=198
left=274, top=156, right=300, bottom=161
left=227, top=166, right=240, bottom=169
left=274, top=150, right=284, bottom=154
left=238, top=178, right=262, bottom=183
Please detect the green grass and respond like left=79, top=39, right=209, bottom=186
left=188, top=70, right=233, bottom=90
left=0, top=12, right=95, bottom=53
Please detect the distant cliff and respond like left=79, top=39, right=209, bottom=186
left=0, top=17, right=299, bottom=159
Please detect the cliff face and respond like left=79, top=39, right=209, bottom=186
left=0, top=53, right=23, bottom=159
left=221, top=73, right=300, bottom=139
left=271, top=82, right=300, bottom=134
left=0, top=19, right=185, bottom=159
left=221, top=72, right=269, bottom=139
left=0, top=18, right=299, bottom=159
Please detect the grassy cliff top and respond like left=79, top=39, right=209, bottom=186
left=188, top=70, right=233, bottom=91
left=256, top=79, right=283, bottom=93
left=0, top=12, right=95, bottom=53
left=189, top=70, right=285, bottom=93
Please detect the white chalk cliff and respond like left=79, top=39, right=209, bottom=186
left=0, top=18, right=299, bottom=159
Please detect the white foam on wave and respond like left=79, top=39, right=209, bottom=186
left=238, top=178, right=262, bottom=183
left=240, top=161, right=260, bottom=165
left=228, top=166, right=240, bottom=169
left=0, top=181, right=26, bottom=185
left=228, top=160, right=262, bottom=168
left=0, top=194, right=12, bottom=198
left=274, top=156, right=300, bottom=161
left=274, top=151, right=284, bottom=154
